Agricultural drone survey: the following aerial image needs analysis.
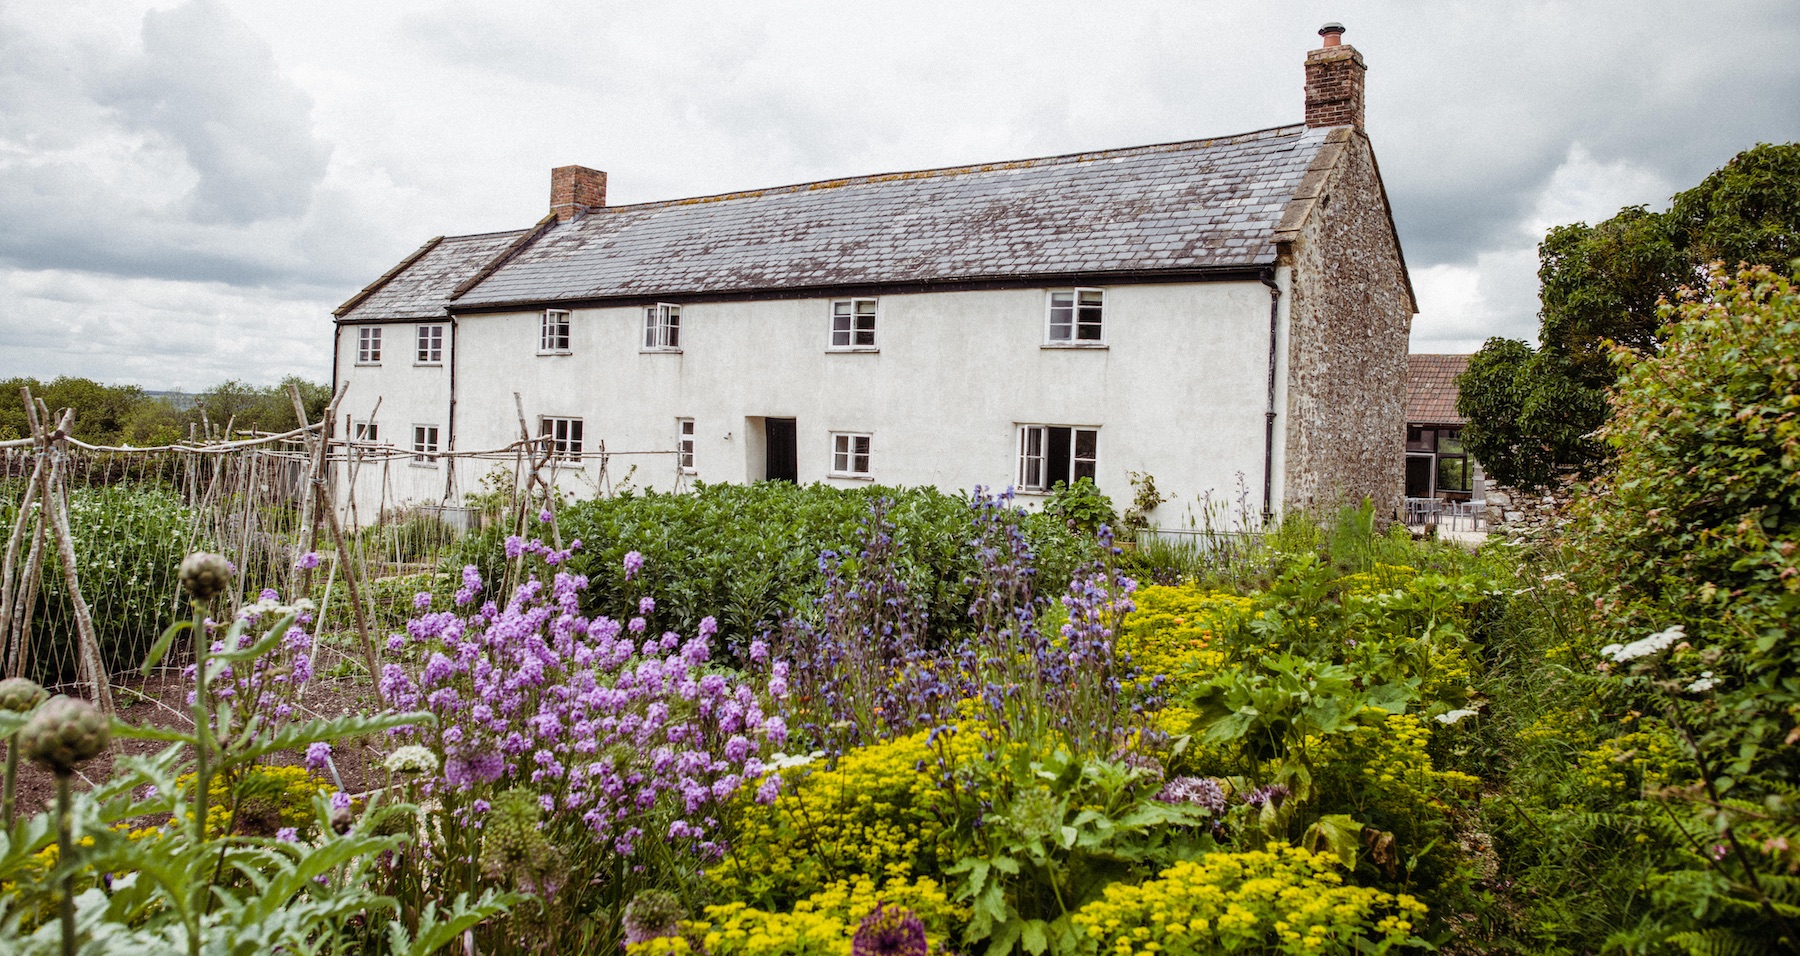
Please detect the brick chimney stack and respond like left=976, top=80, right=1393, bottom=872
left=550, top=165, right=607, bottom=222
left=1304, top=22, right=1366, bottom=131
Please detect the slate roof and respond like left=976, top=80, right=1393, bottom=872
left=1406, top=353, right=1471, bottom=425
left=337, top=124, right=1332, bottom=320
left=336, top=230, right=526, bottom=321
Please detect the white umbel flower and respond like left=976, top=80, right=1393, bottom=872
left=384, top=745, right=439, bottom=776
left=1601, top=624, right=1686, bottom=663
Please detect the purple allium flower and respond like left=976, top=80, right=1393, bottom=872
left=1243, top=783, right=1291, bottom=810
left=296, top=552, right=321, bottom=570
left=305, top=742, right=332, bottom=772
left=1157, top=776, right=1226, bottom=813
left=414, top=591, right=432, bottom=610
left=276, top=827, right=298, bottom=843
left=852, top=905, right=928, bottom=956
left=623, top=550, right=643, bottom=581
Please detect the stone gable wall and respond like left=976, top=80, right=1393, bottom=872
left=1279, top=131, right=1412, bottom=519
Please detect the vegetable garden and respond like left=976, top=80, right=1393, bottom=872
left=0, top=265, right=1795, bottom=954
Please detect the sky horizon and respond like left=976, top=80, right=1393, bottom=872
left=1, top=0, right=1794, bottom=391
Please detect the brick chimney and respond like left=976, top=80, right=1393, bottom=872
left=550, top=165, right=607, bottom=222
left=1304, top=22, right=1365, bottom=131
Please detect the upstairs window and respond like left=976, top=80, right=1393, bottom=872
left=1046, top=289, right=1104, bottom=344
left=411, top=425, right=439, bottom=465
left=1017, top=425, right=1097, bottom=491
left=540, top=310, right=572, bottom=354
left=677, top=418, right=696, bottom=473
left=416, top=325, right=444, bottom=364
left=539, top=417, right=584, bottom=461
left=353, top=421, right=379, bottom=442
left=831, top=433, right=872, bottom=478
left=357, top=327, right=382, bottom=364
left=644, top=304, right=681, bottom=350
left=829, top=299, right=877, bottom=350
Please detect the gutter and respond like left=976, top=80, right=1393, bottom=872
left=1259, top=270, right=1282, bottom=524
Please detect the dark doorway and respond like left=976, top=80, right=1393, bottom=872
left=1405, top=454, right=1433, bottom=498
left=765, top=418, right=798, bottom=482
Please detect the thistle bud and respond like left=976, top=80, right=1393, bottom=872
left=179, top=552, right=233, bottom=601
left=0, top=678, right=47, bottom=713
left=20, top=696, right=110, bottom=775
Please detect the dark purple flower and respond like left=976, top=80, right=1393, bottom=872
left=852, top=905, right=928, bottom=956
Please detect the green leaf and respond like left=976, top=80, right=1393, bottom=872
left=1020, top=919, right=1048, bottom=956
left=1303, top=813, right=1365, bottom=870
left=111, top=720, right=194, bottom=745
left=141, top=619, right=191, bottom=675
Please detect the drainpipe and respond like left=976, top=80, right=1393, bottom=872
left=1259, top=271, right=1282, bottom=525
left=445, top=316, right=459, bottom=503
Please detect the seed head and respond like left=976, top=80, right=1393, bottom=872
left=0, top=678, right=48, bottom=713
left=179, top=552, right=234, bottom=601
left=20, top=696, right=110, bottom=775
left=852, top=904, right=928, bottom=956
left=622, top=889, right=684, bottom=944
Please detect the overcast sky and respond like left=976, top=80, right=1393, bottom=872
left=0, top=0, right=1794, bottom=390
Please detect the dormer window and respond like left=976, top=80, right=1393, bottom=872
left=540, top=310, right=572, bottom=354
left=644, top=304, right=681, bottom=351
left=1046, top=289, right=1105, bottom=345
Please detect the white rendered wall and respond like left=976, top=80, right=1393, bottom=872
left=331, top=320, right=455, bottom=519
left=335, top=281, right=1279, bottom=530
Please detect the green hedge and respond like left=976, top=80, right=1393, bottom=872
left=451, top=482, right=1099, bottom=648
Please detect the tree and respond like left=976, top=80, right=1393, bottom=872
left=1459, top=142, right=1800, bottom=488
left=0, top=376, right=148, bottom=444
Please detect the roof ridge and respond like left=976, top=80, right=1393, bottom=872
left=589, top=122, right=1313, bottom=215
left=440, top=227, right=532, bottom=242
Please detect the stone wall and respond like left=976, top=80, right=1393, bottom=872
left=1276, top=127, right=1414, bottom=519
left=1484, top=477, right=1578, bottom=540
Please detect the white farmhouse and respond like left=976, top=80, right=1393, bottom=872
left=332, top=25, right=1414, bottom=528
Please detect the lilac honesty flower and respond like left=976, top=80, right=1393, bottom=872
left=638, top=596, right=656, bottom=615
left=259, top=588, right=281, bottom=602
left=386, top=634, right=406, bottom=653
left=748, top=639, right=769, bottom=664
left=414, top=591, right=432, bottom=610
left=505, top=536, right=526, bottom=559
left=539, top=509, right=554, bottom=523
left=756, top=773, right=783, bottom=805
left=629, top=617, right=647, bottom=634
left=305, top=742, right=332, bottom=772
left=330, top=791, right=352, bottom=811
left=276, top=827, right=299, bottom=843
left=296, top=552, right=321, bottom=570
left=623, top=550, right=644, bottom=581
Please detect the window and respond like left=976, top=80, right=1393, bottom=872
left=644, top=304, right=681, bottom=350
left=1404, top=425, right=1471, bottom=497
left=357, top=327, right=382, bottom=364
left=829, top=299, right=877, bottom=349
left=831, top=433, right=872, bottom=478
left=1046, top=289, right=1104, bottom=344
left=1017, top=425, right=1098, bottom=491
left=416, top=325, right=444, bottom=364
left=411, top=425, right=439, bottom=464
left=540, top=310, right=571, bottom=354
left=353, top=422, right=378, bottom=442
left=677, top=418, right=696, bottom=472
left=539, top=417, right=584, bottom=461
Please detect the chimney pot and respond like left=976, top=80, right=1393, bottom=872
left=551, top=165, right=607, bottom=222
left=1304, top=24, right=1366, bottom=131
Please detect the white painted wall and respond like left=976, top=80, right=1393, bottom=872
left=334, top=280, right=1282, bottom=530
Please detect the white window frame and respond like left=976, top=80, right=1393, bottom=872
left=538, top=417, right=584, bottom=462
left=416, top=324, right=444, bottom=365
left=677, top=418, right=696, bottom=473
left=1045, top=288, right=1106, bottom=346
left=643, top=303, right=681, bottom=351
left=411, top=424, right=439, bottom=466
left=830, top=432, right=873, bottom=479
left=540, top=310, right=572, bottom=354
left=828, top=298, right=878, bottom=351
left=357, top=327, right=382, bottom=364
left=1015, top=424, right=1099, bottom=492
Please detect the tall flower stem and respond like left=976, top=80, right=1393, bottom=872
left=2, top=738, right=18, bottom=829
left=189, top=597, right=213, bottom=850
left=56, top=771, right=74, bottom=956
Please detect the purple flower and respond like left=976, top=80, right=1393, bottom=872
left=755, top=774, right=783, bottom=805
left=539, top=509, right=554, bottom=523
left=629, top=617, right=647, bottom=634
left=296, top=552, right=321, bottom=570
left=505, top=536, right=526, bottom=559
left=305, top=742, right=332, bottom=772
left=1157, top=776, right=1226, bottom=813
left=639, top=596, right=656, bottom=615
left=414, top=591, right=432, bottom=610
left=852, top=905, right=928, bottom=956
left=723, top=735, right=752, bottom=763
left=276, top=827, right=299, bottom=843
left=623, top=551, right=643, bottom=581
left=330, top=791, right=352, bottom=811
left=259, top=588, right=281, bottom=602
left=748, top=639, right=769, bottom=663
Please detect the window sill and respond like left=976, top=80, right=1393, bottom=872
left=828, top=473, right=875, bottom=481
left=826, top=347, right=880, bottom=354
left=1040, top=343, right=1108, bottom=350
left=536, top=350, right=574, bottom=357
left=679, top=467, right=699, bottom=475
left=640, top=347, right=683, bottom=354
left=409, top=460, right=438, bottom=469
left=414, top=362, right=444, bottom=368
left=354, top=362, right=382, bottom=367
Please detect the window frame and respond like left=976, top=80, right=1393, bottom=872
left=537, top=416, right=585, bottom=462
left=829, top=432, right=873, bottom=479
left=539, top=309, right=572, bottom=355
left=410, top=424, right=439, bottom=466
left=677, top=418, right=697, bottom=473
left=1015, top=424, right=1099, bottom=492
left=827, top=298, right=879, bottom=351
left=415, top=324, right=444, bottom=365
left=643, top=303, right=682, bottom=352
left=1044, top=288, right=1106, bottom=347
left=356, top=326, right=383, bottom=364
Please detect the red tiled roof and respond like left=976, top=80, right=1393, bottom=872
left=1406, top=353, right=1470, bottom=425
